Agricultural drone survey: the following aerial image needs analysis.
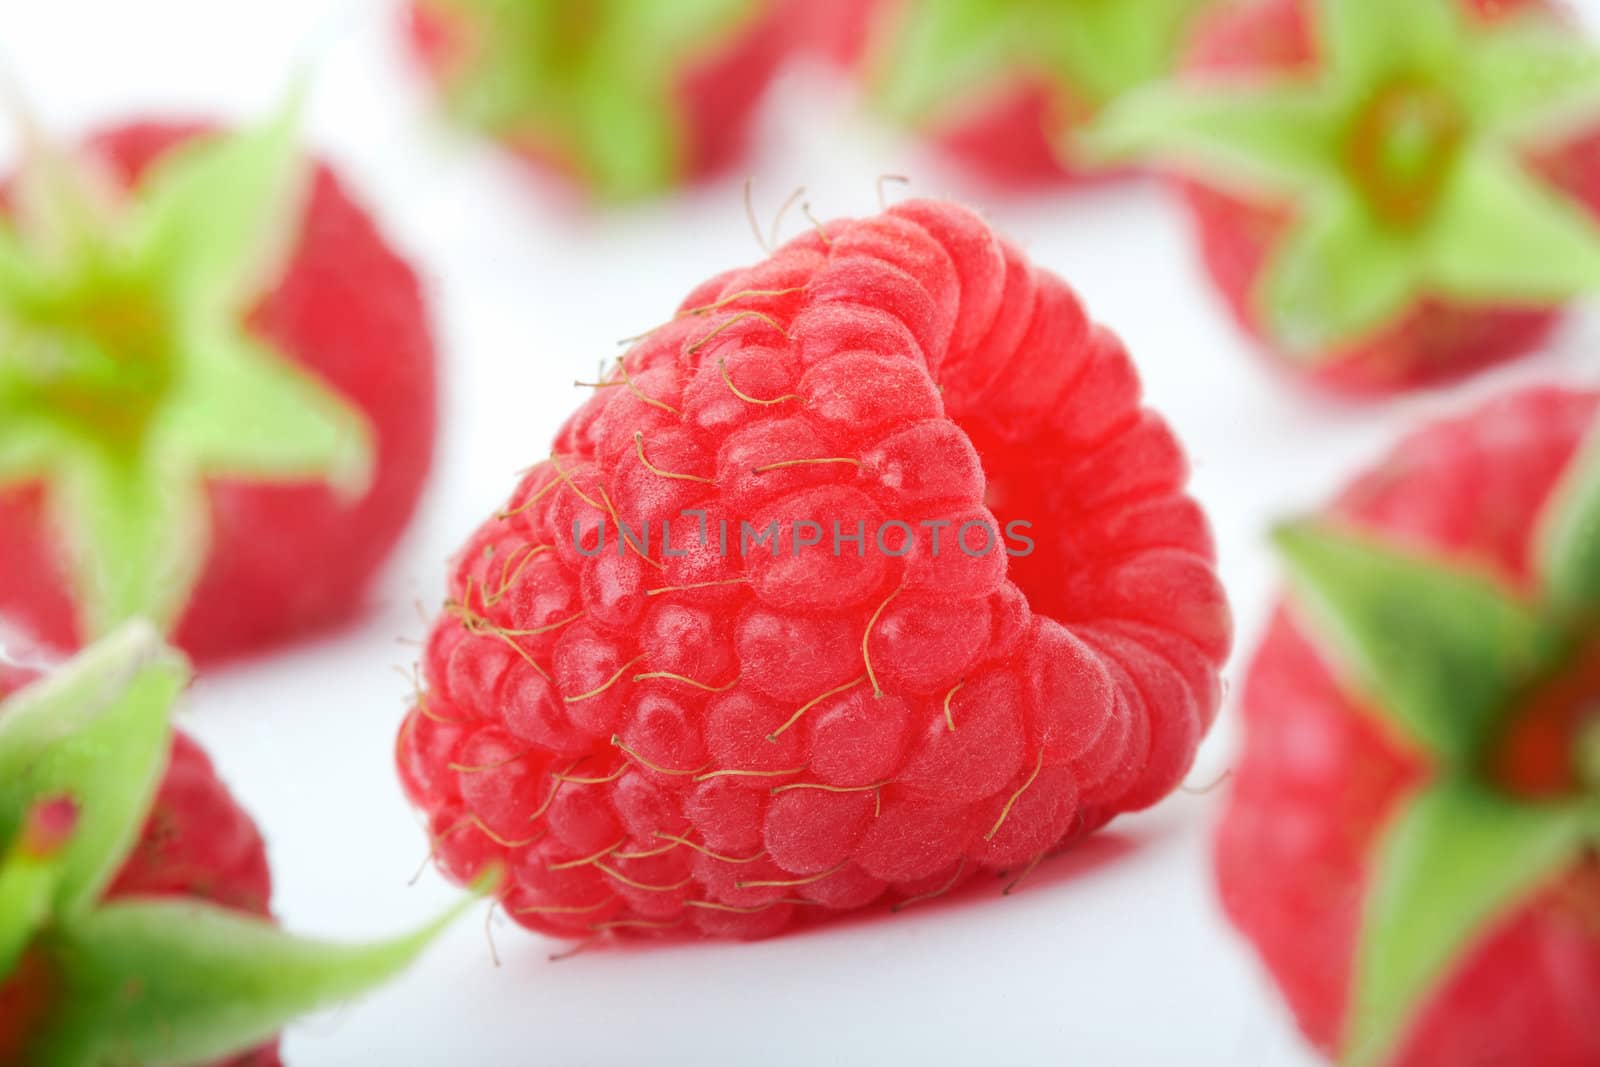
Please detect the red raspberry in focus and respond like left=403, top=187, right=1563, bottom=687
left=398, top=198, right=1231, bottom=942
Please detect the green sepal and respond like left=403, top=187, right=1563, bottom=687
left=50, top=450, right=211, bottom=638
left=871, top=0, right=1032, bottom=126
left=1424, top=149, right=1600, bottom=301
left=1273, top=520, right=1547, bottom=763
left=129, top=86, right=310, bottom=319
left=1082, top=82, right=1339, bottom=197
left=0, top=622, right=187, bottom=915
left=0, top=409, right=69, bottom=487
left=1259, top=190, right=1417, bottom=356
left=1045, top=0, right=1212, bottom=113
left=1318, top=0, right=1460, bottom=93
left=872, top=0, right=1210, bottom=143
left=155, top=326, right=374, bottom=497
left=0, top=94, right=380, bottom=641
left=1343, top=783, right=1592, bottom=1067
left=1534, top=420, right=1600, bottom=619
left=0, top=832, right=66, bottom=978
left=6, top=121, right=121, bottom=270
left=0, top=221, right=41, bottom=302
left=1085, top=0, right=1600, bottom=353
left=424, top=0, right=752, bottom=200
left=24, top=893, right=479, bottom=1067
left=1464, top=14, right=1600, bottom=141
left=563, top=71, right=682, bottom=204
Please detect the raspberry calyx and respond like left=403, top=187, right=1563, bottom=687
left=1087, top=0, right=1600, bottom=356
left=1269, top=411, right=1600, bottom=1065
left=0, top=97, right=374, bottom=640
left=0, top=624, right=474, bottom=1066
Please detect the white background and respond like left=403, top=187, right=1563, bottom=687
left=3, top=2, right=1599, bottom=1064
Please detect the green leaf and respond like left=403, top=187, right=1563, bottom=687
left=0, top=623, right=187, bottom=914
left=130, top=90, right=310, bottom=318
left=1463, top=15, right=1600, bottom=139
left=1343, top=784, right=1589, bottom=1067
left=1082, top=81, right=1339, bottom=197
left=872, top=0, right=1030, bottom=125
left=1533, top=421, right=1600, bottom=617
left=1422, top=149, right=1600, bottom=301
left=49, top=449, right=210, bottom=637
left=157, top=327, right=374, bottom=497
left=1274, top=520, right=1545, bottom=763
left=28, top=896, right=477, bottom=1067
left=1258, top=190, right=1418, bottom=354
left=1319, top=0, right=1462, bottom=91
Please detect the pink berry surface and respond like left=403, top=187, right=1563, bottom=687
left=398, top=199, right=1232, bottom=941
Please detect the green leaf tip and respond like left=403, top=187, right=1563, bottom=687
left=1272, top=519, right=1546, bottom=765
left=1341, top=785, right=1591, bottom=1067
left=24, top=892, right=478, bottom=1067
left=0, top=87, right=378, bottom=641
left=0, top=622, right=188, bottom=916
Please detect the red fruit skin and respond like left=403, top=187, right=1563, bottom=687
left=801, top=0, right=882, bottom=69
left=398, top=198, right=1231, bottom=941
left=1180, top=0, right=1600, bottom=397
left=1218, top=386, right=1600, bottom=1066
left=406, top=1, right=792, bottom=191
left=112, top=731, right=280, bottom=1067
left=0, top=662, right=279, bottom=1066
left=0, top=123, right=437, bottom=663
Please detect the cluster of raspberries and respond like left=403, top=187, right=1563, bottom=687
left=399, top=199, right=1232, bottom=940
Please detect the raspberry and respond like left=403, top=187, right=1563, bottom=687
left=1093, top=0, right=1600, bottom=395
left=823, top=0, right=1211, bottom=189
left=407, top=0, right=794, bottom=200
left=0, top=119, right=436, bottom=662
left=398, top=198, right=1231, bottom=942
left=0, top=661, right=276, bottom=1065
left=1219, top=387, right=1600, bottom=1066
left=106, top=732, right=274, bottom=921
left=0, top=627, right=467, bottom=1065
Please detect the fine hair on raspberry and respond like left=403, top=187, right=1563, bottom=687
left=398, top=198, right=1232, bottom=941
